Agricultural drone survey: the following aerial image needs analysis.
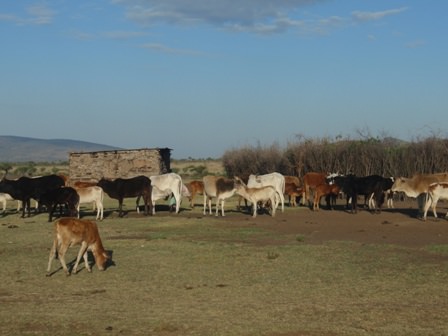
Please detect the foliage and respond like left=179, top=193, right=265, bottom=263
left=223, top=136, right=448, bottom=177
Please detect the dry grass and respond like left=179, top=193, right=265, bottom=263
left=1, top=197, right=448, bottom=335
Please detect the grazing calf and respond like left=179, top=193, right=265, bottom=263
left=98, top=176, right=152, bottom=217
left=203, top=175, right=238, bottom=216
left=75, top=186, right=104, bottom=220
left=39, top=187, right=80, bottom=222
left=235, top=177, right=279, bottom=218
left=46, top=217, right=110, bottom=276
left=423, top=182, right=448, bottom=221
left=313, top=183, right=340, bottom=211
left=185, top=180, right=204, bottom=208
left=247, top=173, right=285, bottom=212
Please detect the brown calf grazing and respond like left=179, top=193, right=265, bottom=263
left=47, top=217, right=110, bottom=276
left=313, top=183, right=340, bottom=211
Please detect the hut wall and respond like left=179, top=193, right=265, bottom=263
left=69, top=148, right=171, bottom=182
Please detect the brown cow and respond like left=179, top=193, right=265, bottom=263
left=301, top=172, right=328, bottom=206
left=185, top=180, right=204, bottom=208
left=72, top=180, right=98, bottom=188
left=285, top=182, right=303, bottom=207
left=46, top=217, right=110, bottom=276
left=313, top=183, right=340, bottom=211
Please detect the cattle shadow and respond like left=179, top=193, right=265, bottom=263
left=46, top=250, right=115, bottom=277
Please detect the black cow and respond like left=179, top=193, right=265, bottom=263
left=0, top=175, right=66, bottom=217
left=98, top=176, right=152, bottom=217
left=333, top=174, right=385, bottom=214
left=39, top=187, right=79, bottom=222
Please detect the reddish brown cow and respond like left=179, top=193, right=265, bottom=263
left=185, top=180, right=204, bottom=208
left=46, top=217, right=110, bottom=276
left=301, top=172, right=328, bottom=206
left=313, top=183, right=340, bottom=211
left=284, top=176, right=302, bottom=207
left=72, top=180, right=98, bottom=188
left=285, top=182, right=303, bottom=207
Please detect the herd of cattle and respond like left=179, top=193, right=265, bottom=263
left=1, top=170, right=448, bottom=221
left=2, top=170, right=448, bottom=276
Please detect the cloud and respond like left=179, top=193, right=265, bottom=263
left=113, top=0, right=326, bottom=34
left=140, top=43, right=203, bottom=56
left=101, top=31, right=149, bottom=40
left=0, top=3, right=56, bottom=25
left=405, top=39, right=426, bottom=48
left=351, top=7, right=408, bottom=22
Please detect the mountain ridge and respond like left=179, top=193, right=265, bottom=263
left=0, top=135, right=122, bottom=162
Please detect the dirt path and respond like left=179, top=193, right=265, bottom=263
left=208, top=200, right=448, bottom=248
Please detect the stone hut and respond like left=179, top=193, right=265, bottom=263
left=68, top=148, right=171, bottom=182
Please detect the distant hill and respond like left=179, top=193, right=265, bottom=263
left=0, top=136, right=122, bottom=162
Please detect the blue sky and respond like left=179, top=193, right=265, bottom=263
left=1, top=1, right=447, bottom=159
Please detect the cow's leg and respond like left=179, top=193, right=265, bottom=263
left=118, top=198, right=124, bottom=217
left=96, top=201, right=103, bottom=220
left=174, top=192, right=181, bottom=214
left=431, top=195, right=439, bottom=219
left=72, top=241, right=88, bottom=274
left=352, top=193, right=358, bottom=214
left=422, top=195, right=431, bottom=221
left=215, top=198, right=220, bottom=216
left=57, top=242, right=71, bottom=276
left=82, top=251, right=92, bottom=273
left=135, top=195, right=141, bottom=214
left=252, top=202, right=257, bottom=217
left=46, top=238, right=58, bottom=276
left=49, top=204, right=58, bottom=222
left=208, top=197, right=212, bottom=215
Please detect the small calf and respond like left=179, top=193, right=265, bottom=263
left=47, top=217, right=110, bottom=276
left=284, top=182, right=303, bottom=207
left=313, top=183, right=340, bottom=211
left=185, top=180, right=204, bottom=208
left=235, top=177, right=279, bottom=218
left=423, top=182, right=448, bottom=221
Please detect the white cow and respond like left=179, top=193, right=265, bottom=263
left=0, top=193, right=16, bottom=213
left=75, top=186, right=104, bottom=220
left=392, top=173, right=448, bottom=214
left=423, top=182, right=448, bottom=221
left=247, top=173, right=285, bottom=212
left=149, top=173, right=183, bottom=214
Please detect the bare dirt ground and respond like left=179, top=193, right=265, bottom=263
left=185, top=198, right=448, bottom=248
